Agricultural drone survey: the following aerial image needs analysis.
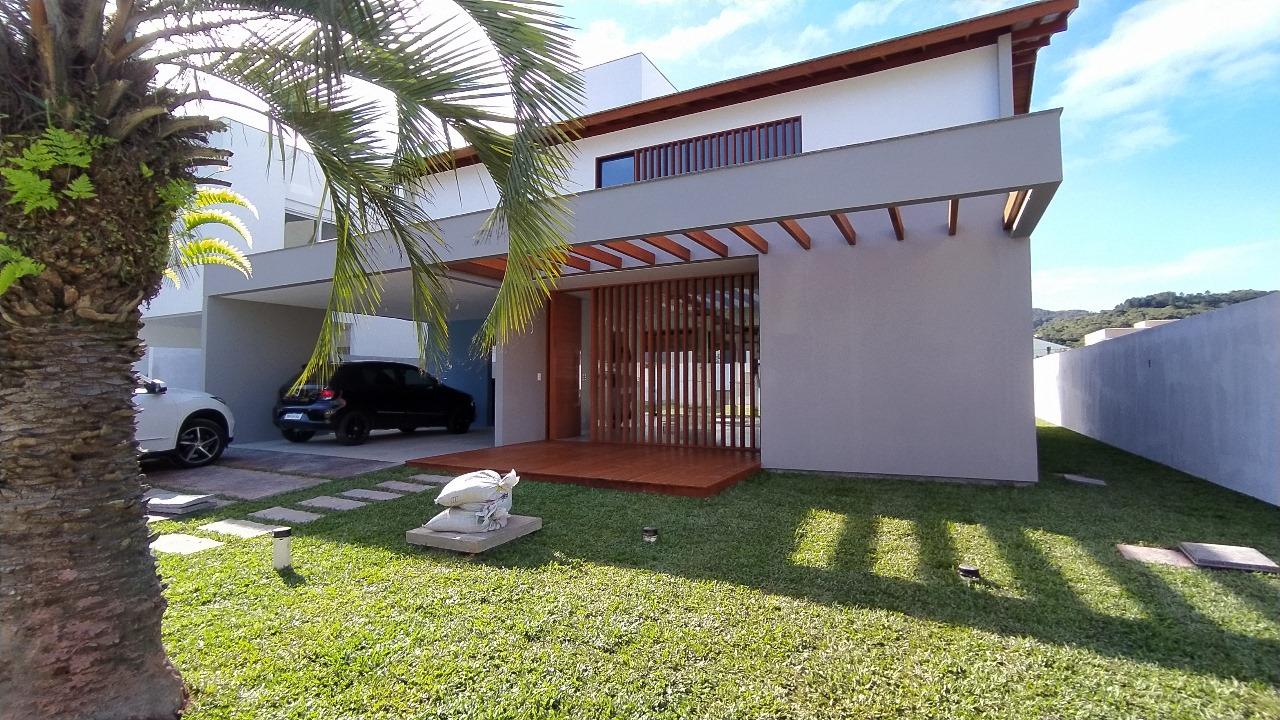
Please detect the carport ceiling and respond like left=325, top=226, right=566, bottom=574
left=224, top=271, right=497, bottom=322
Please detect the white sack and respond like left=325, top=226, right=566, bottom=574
left=424, top=494, right=511, bottom=533
left=435, top=469, right=519, bottom=507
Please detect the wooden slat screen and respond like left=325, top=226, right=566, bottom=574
left=633, top=117, right=801, bottom=183
left=589, top=273, right=758, bottom=450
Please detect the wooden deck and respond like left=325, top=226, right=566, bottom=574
left=406, top=441, right=761, bottom=498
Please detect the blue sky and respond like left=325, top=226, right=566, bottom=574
left=558, top=0, right=1280, bottom=310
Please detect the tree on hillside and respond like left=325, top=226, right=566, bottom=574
left=1034, top=289, right=1276, bottom=345
left=0, top=2, right=580, bottom=717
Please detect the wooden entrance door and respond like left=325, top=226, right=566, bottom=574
left=546, top=292, right=582, bottom=439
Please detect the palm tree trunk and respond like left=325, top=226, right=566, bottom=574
left=0, top=312, right=186, bottom=720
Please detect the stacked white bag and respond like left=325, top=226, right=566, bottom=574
left=424, top=469, right=519, bottom=533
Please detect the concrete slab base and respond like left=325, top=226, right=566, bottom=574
left=249, top=506, right=325, bottom=524
left=200, top=518, right=283, bottom=538
left=1116, top=544, right=1194, bottom=568
left=299, top=495, right=367, bottom=511
left=144, top=488, right=233, bottom=516
left=376, top=480, right=434, bottom=494
left=145, top=466, right=328, bottom=500
left=340, top=488, right=404, bottom=502
left=408, top=474, right=453, bottom=486
left=406, top=515, right=542, bottom=554
left=151, top=533, right=223, bottom=555
left=1061, top=473, right=1107, bottom=487
left=1179, top=542, right=1280, bottom=573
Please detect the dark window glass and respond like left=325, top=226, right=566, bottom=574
left=598, top=154, right=635, bottom=188
left=403, top=368, right=437, bottom=388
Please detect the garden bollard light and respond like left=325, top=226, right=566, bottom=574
left=273, top=528, right=292, bottom=571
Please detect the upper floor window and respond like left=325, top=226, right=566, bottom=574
left=595, top=117, right=801, bottom=189
left=597, top=153, right=636, bottom=188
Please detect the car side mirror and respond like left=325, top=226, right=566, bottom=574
left=147, top=380, right=168, bottom=395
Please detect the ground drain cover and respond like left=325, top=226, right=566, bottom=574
left=1178, top=542, right=1280, bottom=573
left=1116, top=544, right=1194, bottom=568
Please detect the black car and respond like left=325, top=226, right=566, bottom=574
left=273, top=361, right=476, bottom=445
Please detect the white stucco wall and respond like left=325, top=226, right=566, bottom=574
left=575, top=54, right=676, bottom=116
left=345, top=314, right=422, bottom=361
left=144, top=120, right=326, bottom=319
left=759, top=194, right=1038, bottom=483
left=204, top=296, right=327, bottom=442
left=1035, top=294, right=1280, bottom=505
left=417, top=46, right=1001, bottom=219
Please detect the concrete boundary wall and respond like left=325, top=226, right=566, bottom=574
left=1034, top=294, right=1280, bottom=505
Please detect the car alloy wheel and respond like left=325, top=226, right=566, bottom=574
left=337, top=411, right=371, bottom=445
left=175, top=420, right=224, bottom=467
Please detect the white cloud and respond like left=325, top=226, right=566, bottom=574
left=1050, top=0, right=1280, bottom=123
left=573, top=0, right=798, bottom=67
left=1032, top=241, right=1280, bottom=310
left=836, top=0, right=907, bottom=31
left=723, top=23, right=831, bottom=71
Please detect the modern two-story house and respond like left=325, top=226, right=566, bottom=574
left=200, top=0, right=1075, bottom=490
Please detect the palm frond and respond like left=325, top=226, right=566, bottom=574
left=3, top=0, right=584, bottom=383
left=170, top=236, right=252, bottom=276
left=181, top=208, right=253, bottom=247
left=192, top=186, right=259, bottom=219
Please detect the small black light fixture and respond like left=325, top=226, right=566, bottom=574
left=957, top=564, right=981, bottom=583
left=642, top=526, right=659, bottom=543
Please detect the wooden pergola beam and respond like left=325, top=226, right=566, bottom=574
left=682, top=230, right=728, bottom=257
left=1003, top=189, right=1029, bottom=231
left=563, top=255, right=590, bottom=272
left=887, top=206, right=905, bottom=241
left=448, top=261, right=504, bottom=281
left=778, top=219, right=811, bottom=249
left=947, top=198, right=959, bottom=236
left=830, top=213, right=856, bottom=245
left=571, top=245, right=623, bottom=268
left=602, top=240, right=656, bottom=265
left=728, top=225, right=769, bottom=254
left=641, top=235, right=693, bottom=261
left=472, top=257, right=507, bottom=272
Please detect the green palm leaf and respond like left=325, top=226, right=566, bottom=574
left=192, top=187, right=260, bottom=219
left=171, top=236, right=252, bottom=276
left=181, top=208, right=254, bottom=248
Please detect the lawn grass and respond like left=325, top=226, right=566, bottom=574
left=155, top=426, right=1280, bottom=719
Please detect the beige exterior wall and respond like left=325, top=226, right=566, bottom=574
left=758, top=194, right=1038, bottom=483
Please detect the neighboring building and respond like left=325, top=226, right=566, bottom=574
left=139, top=120, right=426, bottom=392
left=1083, top=318, right=1180, bottom=346
left=1034, top=338, right=1069, bottom=357
left=201, top=0, right=1075, bottom=484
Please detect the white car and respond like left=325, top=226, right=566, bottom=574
left=133, top=377, right=236, bottom=468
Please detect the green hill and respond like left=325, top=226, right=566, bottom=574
left=1034, top=290, right=1274, bottom=346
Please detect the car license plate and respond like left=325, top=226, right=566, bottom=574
left=282, top=413, right=305, bottom=421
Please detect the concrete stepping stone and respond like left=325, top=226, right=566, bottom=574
left=151, top=533, right=223, bottom=555
left=200, top=518, right=283, bottom=539
left=409, top=473, right=453, bottom=486
left=249, top=506, right=325, bottom=524
left=299, top=495, right=367, bottom=511
left=144, top=488, right=228, bottom=516
left=1117, top=544, right=1194, bottom=568
left=1061, top=473, right=1107, bottom=487
left=1179, top=542, right=1280, bottom=573
left=340, top=488, right=404, bottom=502
left=407, top=515, right=542, bottom=554
left=376, top=480, right=434, bottom=494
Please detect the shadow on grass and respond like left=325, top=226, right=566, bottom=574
left=176, top=425, right=1280, bottom=686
